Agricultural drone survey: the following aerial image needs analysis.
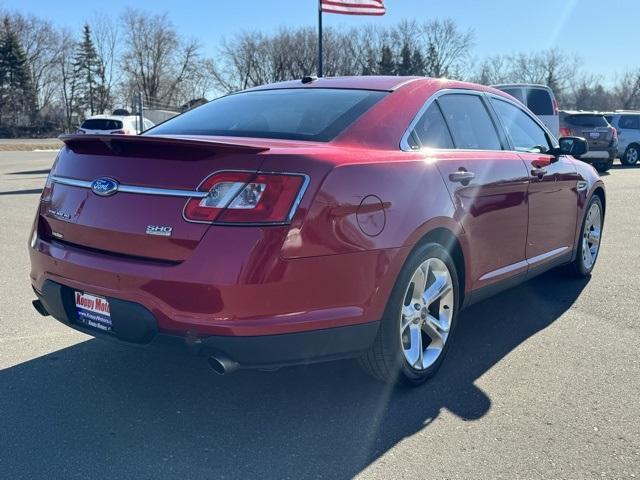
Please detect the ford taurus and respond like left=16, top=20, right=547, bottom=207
left=29, top=76, right=605, bottom=386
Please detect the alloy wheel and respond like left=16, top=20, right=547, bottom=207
left=400, top=258, right=454, bottom=370
left=582, top=202, right=602, bottom=270
left=626, top=147, right=639, bottom=165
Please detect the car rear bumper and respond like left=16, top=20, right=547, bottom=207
left=29, top=230, right=407, bottom=346
left=33, top=279, right=380, bottom=367
left=578, top=148, right=616, bottom=161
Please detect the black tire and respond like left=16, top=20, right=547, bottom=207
left=358, top=242, right=460, bottom=386
left=594, top=159, right=613, bottom=173
left=621, top=144, right=640, bottom=166
left=566, top=195, right=604, bottom=277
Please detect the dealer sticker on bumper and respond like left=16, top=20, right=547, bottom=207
left=75, top=291, right=112, bottom=332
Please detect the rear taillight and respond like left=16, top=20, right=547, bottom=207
left=41, top=175, right=54, bottom=204
left=560, top=127, right=571, bottom=137
left=553, top=98, right=559, bottom=115
left=183, top=171, right=307, bottom=225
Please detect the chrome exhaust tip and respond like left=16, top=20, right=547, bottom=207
left=207, top=353, right=239, bottom=375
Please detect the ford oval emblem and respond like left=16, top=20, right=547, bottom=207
left=91, top=177, right=119, bottom=197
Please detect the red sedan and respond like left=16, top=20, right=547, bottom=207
left=29, top=76, right=605, bottom=386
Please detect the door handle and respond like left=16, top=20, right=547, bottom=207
left=449, top=170, right=475, bottom=184
left=531, top=168, right=547, bottom=178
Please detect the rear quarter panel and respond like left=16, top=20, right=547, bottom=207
left=281, top=154, right=459, bottom=259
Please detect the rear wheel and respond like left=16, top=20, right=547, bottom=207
left=567, top=195, right=603, bottom=277
left=594, top=159, right=613, bottom=173
left=358, top=242, right=459, bottom=386
left=622, top=145, right=640, bottom=166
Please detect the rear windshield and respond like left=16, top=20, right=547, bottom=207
left=148, top=88, right=387, bottom=142
left=81, top=119, right=123, bottom=130
left=526, top=88, right=554, bottom=116
left=565, top=114, right=608, bottom=127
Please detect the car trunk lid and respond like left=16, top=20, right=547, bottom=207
left=40, top=135, right=270, bottom=262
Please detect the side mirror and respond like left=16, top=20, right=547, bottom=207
left=550, top=136, right=589, bottom=157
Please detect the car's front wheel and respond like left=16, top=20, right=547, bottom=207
left=622, top=145, right=640, bottom=166
left=358, top=242, right=459, bottom=386
left=566, top=195, right=604, bottom=277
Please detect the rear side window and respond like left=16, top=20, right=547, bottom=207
left=491, top=98, right=550, bottom=153
left=619, top=115, right=640, bottom=130
left=566, top=115, right=608, bottom=127
left=526, top=88, right=554, bottom=116
left=81, top=119, right=123, bottom=130
left=148, top=88, right=387, bottom=142
left=438, top=94, right=502, bottom=150
left=500, top=88, right=525, bottom=104
left=408, top=103, right=454, bottom=150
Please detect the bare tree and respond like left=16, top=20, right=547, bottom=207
left=58, top=28, right=78, bottom=131
left=7, top=12, right=60, bottom=114
left=90, top=13, right=119, bottom=113
left=120, top=8, right=201, bottom=105
left=613, top=69, right=640, bottom=110
left=421, top=19, right=474, bottom=78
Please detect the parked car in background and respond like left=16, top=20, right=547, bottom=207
left=492, top=84, right=559, bottom=137
left=76, top=115, right=154, bottom=135
left=608, top=111, right=640, bottom=166
left=31, top=76, right=606, bottom=386
left=559, top=111, right=617, bottom=172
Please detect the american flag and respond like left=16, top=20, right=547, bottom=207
left=320, top=0, right=386, bottom=16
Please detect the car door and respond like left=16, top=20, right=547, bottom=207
left=409, top=92, right=530, bottom=291
left=488, top=95, right=579, bottom=271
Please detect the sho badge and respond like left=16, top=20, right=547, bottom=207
left=146, top=225, right=173, bottom=237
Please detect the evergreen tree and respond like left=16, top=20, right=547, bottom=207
left=378, top=44, right=396, bottom=76
left=0, top=17, right=36, bottom=125
left=361, top=49, right=378, bottom=75
left=73, top=24, right=103, bottom=116
left=411, top=49, right=426, bottom=76
left=397, top=43, right=412, bottom=76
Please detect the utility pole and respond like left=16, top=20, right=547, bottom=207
left=138, top=93, right=144, bottom=134
left=318, top=0, right=323, bottom=77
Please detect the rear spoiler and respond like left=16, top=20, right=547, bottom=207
left=59, top=134, right=270, bottom=156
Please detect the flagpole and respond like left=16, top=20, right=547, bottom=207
left=318, top=0, right=323, bottom=77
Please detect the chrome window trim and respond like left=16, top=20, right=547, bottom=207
left=400, top=88, right=560, bottom=153
left=400, top=88, right=507, bottom=153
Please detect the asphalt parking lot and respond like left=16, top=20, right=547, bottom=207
left=0, top=151, right=638, bottom=479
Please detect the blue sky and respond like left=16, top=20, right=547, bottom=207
left=2, top=0, right=637, bottom=82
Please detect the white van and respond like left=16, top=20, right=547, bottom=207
left=492, top=84, right=560, bottom=138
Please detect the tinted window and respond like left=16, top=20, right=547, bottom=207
left=526, top=88, right=554, bottom=116
left=438, top=94, right=502, bottom=150
left=81, top=119, right=123, bottom=130
left=566, top=114, right=608, bottom=127
left=500, top=88, right=525, bottom=104
left=408, top=103, right=454, bottom=150
left=491, top=98, right=550, bottom=153
left=619, top=115, right=640, bottom=130
left=148, top=89, right=386, bottom=142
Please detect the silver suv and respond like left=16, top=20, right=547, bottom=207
left=609, top=112, right=640, bottom=166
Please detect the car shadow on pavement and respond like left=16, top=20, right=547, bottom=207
left=0, top=272, right=588, bottom=480
left=0, top=188, right=43, bottom=196
left=8, top=169, right=51, bottom=175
